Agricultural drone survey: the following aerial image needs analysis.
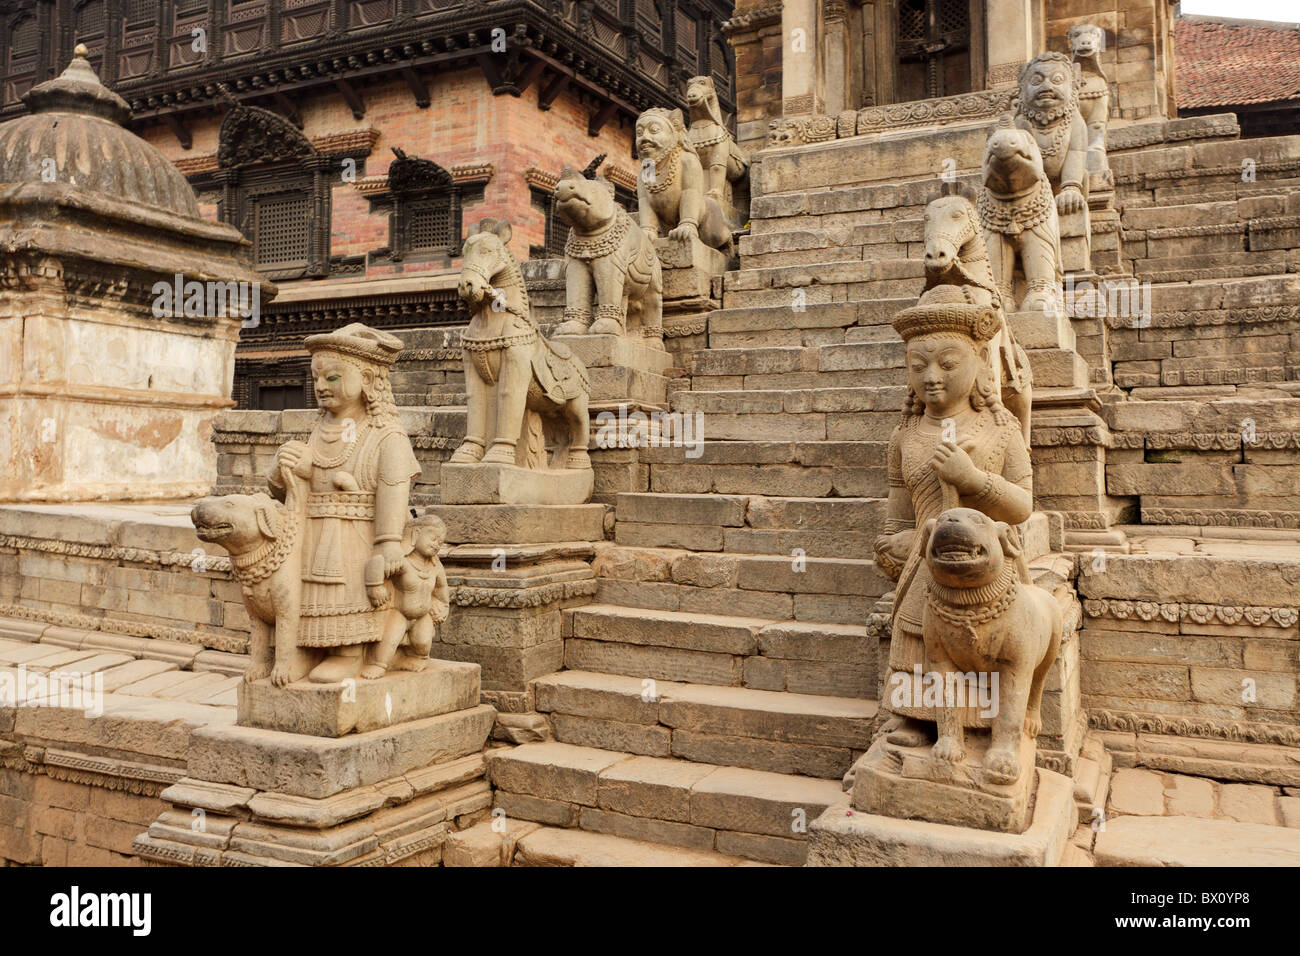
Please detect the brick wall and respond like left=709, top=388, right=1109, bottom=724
left=139, top=68, right=638, bottom=278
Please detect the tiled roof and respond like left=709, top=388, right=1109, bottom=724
left=1176, top=18, right=1300, bottom=109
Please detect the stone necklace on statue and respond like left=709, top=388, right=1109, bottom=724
left=644, top=145, right=681, bottom=194
left=312, top=419, right=370, bottom=469
left=1033, top=116, right=1072, bottom=160
left=689, top=122, right=727, bottom=148
left=565, top=210, right=632, bottom=261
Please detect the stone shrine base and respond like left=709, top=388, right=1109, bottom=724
left=807, top=768, right=1076, bottom=866
left=440, top=462, right=594, bottom=505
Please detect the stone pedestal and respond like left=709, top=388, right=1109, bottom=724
left=1028, top=385, right=1131, bottom=550
left=440, top=462, right=594, bottom=505
left=428, top=505, right=602, bottom=744
left=656, top=236, right=728, bottom=367
left=655, top=235, right=730, bottom=300
left=132, top=673, right=496, bottom=866
left=551, top=331, right=673, bottom=411
left=1060, top=207, right=1092, bottom=275
left=237, top=662, right=482, bottom=737
left=853, top=733, right=1038, bottom=833
left=806, top=768, right=1076, bottom=866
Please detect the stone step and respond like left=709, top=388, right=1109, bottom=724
left=613, top=492, right=886, bottom=557
left=563, top=601, right=880, bottom=694
left=487, top=741, right=845, bottom=864
left=704, top=298, right=912, bottom=351
left=722, top=259, right=924, bottom=310
left=640, top=440, right=889, bottom=499
left=533, top=670, right=876, bottom=779
left=688, top=341, right=905, bottom=384
left=509, top=824, right=762, bottom=866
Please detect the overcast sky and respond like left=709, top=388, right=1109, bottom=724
left=1179, top=0, right=1298, bottom=22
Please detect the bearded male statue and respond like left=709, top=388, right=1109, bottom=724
left=1014, top=52, right=1088, bottom=217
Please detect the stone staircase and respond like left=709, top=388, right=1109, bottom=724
left=487, top=238, right=905, bottom=863
left=481, top=119, right=1300, bottom=865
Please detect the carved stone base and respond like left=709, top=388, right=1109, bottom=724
left=852, top=732, right=1037, bottom=833
left=655, top=235, right=730, bottom=300
left=426, top=536, right=598, bottom=692
left=132, top=750, right=494, bottom=866
left=550, top=331, right=672, bottom=408
left=806, top=767, right=1075, bottom=866
left=440, top=462, right=594, bottom=505
left=187, top=704, right=496, bottom=799
left=237, top=661, right=482, bottom=737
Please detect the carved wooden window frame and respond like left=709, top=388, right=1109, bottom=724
left=868, top=0, right=985, bottom=108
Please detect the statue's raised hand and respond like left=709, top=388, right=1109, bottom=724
left=930, top=439, right=983, bottom=496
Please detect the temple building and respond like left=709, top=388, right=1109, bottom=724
left=726, top=0, right=1178, bottom=150
left=0, top=0, right=737, bottom=408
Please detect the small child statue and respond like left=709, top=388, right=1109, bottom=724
left=363, top=512, right=451, bottom=677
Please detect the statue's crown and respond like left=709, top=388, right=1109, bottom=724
left=304, top=322, right=404, bottom=366
left=892, top=286, right=1000, bottom=343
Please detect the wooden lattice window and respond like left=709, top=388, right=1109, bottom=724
left=254, top=190, right=312, bottom=268
left=125, top=0, right=155, bottom=20
left=5, top=17, right=39, bottom=105
left=529, top=187, right=568, bottom=259
left=75, top=0, right=106, bottom=39
left=675, top=8, right=696, bottom=60
left=895, top=0, right=973, bottom=101
left=406, top=198, right=454, bottom=252
left=711, top=38, right=729, bottom=94
left=636, top=0, right=661, bottom=33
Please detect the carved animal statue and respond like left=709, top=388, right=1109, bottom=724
left=1015, top=52, right=1089, bottom=215
left=551, top=166, right=663, bottom=338
left=1069, top=24, right=1111, bottom=175
left=451, top=217, right=591, bottom=471
left=685, top=75, right=749, bottom=222
left=978, top=115, right=1064, bottom=314
left=191, top=471, right=310, bottom=687
left=922, top=184, right=1033, bottom=442
left=636, top=107, right=733, bottom=253
left=920, top=507, right=1062, bottom=785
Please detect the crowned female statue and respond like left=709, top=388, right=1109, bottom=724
left=873, top=286, right=1034, bottom=739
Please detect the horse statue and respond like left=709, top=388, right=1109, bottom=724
left=450, top=218, right=591, bottom=472
left=923, top=181, right=1033, bottom=442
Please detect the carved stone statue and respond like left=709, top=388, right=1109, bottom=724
left=922, top=183, right=1032, bottom=442
left=1069, top=25, right=1111, bottom=175
left=365, top=512, right=450, bottom=677
left=1015, top=52, right=1089, bottom=217
left=194, top=323, right=424, bottom=686
left=685, top=75, right=750, bottom=224
left=192, top=488, right=307, bottom=685
left=636, top=107, right=733, bottom=254
left=450, top=217, right=592, bottom=474
left=920, top=507, right=1062, bottom=785
left=855, top=285, right=1059, bottom=832
left=873, top=286, right=1035, bottom=745
left=978, top=115, right=1064, bottom=313
left=551, top=166, right=664, bottom=339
